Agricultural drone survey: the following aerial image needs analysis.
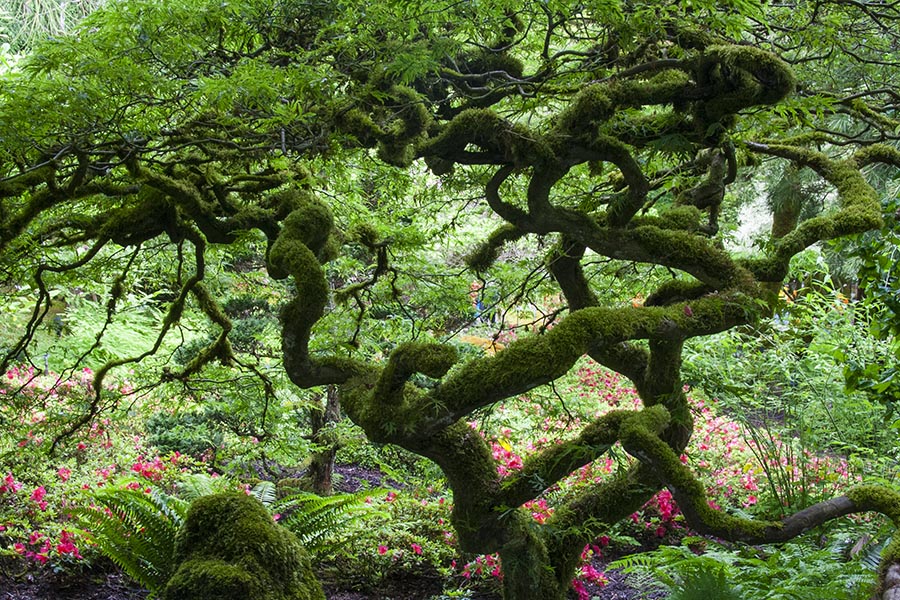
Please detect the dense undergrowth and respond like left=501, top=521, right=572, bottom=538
left=1, top=283, right=897, bottom=599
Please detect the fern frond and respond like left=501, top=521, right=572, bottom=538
left=73, top=485, right=187, bottom=595
left=276, top=490, right=376, bottom=554
left=175, top=472, right=233, bottom=501
left=251, top=481, right=277, bottom=507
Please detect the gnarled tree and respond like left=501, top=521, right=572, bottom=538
left=1, top=1, right=899, bottom=598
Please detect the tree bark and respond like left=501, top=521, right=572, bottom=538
left=304, top=385, right=341, bottom=495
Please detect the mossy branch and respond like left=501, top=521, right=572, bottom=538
left=620, top=411, right=900, bottom=589
left=498, top=408, right=667, bottom=509
left=745, top=142, right=883, bottom=278
left=374, top=342, right=458, bottom=404
left=424, top=295, right=756, bottom=429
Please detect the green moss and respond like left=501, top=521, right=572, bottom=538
left=619, top=412, right=778, bottom=541
left=608, top=70, right=693, bottom=108
left=461, top=50, right=524, bottom=79
left=422, top=109, right=554, bottom=168
left=337, top=108, right=383, bottom=146
left=847, top=485, right=900, bottom=522
left=645, top=279, right=710, bottom=306
left=629, top=225, right=742, bottom=287
left=280, top=202, right=334, bottom=257
left=164, top=560, right=259, bottom=599
left=692, top=45, right=794, bottom=124
left=553, top=85, right=613, bottom=136
left=374, top=342, right=458, bottom=403
left=0, top=165, right=54, bottom=197
left=631, top=206, right=702, bottom=232
left=465, top=223, right=524, bottom=272
left=163, top=493, right=324, bottom=600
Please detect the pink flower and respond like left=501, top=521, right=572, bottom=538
left=56, top=530, right=82, bottom=559
left=411, top=543, right=422, bottom=555
left=377, top=545, right=388, bottom=555
left=14, top=543, right=25, bottom=554
left=57, top=468, right=71, bottom=482
left=30, top=486, right=46, bottom=502
left=572, top=579, right=588, bottom=600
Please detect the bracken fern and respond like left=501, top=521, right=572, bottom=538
left=73, top=485, right=188, bottom=596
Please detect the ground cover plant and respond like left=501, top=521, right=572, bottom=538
left=1, top=0, right=899, bottom=599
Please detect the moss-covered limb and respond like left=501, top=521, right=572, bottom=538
left=645, top=279, right=713, bottom=307
left=771, top=158, right=881, bottom=267
left=466, top=223, right=526, bottom=273
left=629, top=205, right=703, bottom=232
left=587, top=342, right=649, bottom=391
left=620, top=410, right=783, bottom=541
left=425, top=295, right=757, bottom=425
left=544, top=462, right=662, bottom=588
left=175, top=283, right=236, bottom=379
left=644, top=340, right=694, bottom=452
left=643, top=340, right=684, bottom=402
left=745, top=142, right=883, bottom=243
left=621, top=415, right=900, bottom=553
left=1, top=184, right=95, bottom=253
left=854, top=143, right=900, bottom=168
left=0, top=164, right=56, bottom=198
left=420, top=109, right=555, bottom=169
left=551, top=85, right=614, bottom=138
left=563, top=135, right=649, bottom=228
left=546, top=237, right=598, bottom=310
left=407, top=420, right=505, bottom=553
left=582, top=224, right=750, bottom=289
left=602, top=110, right=699, bottom=150
left=524, top=203, right=744, bottom=290
left=372, top=85, right=433, bottom=167
left=128, top=160, right=282, bottom=245
left=498, top=519, right=566, bottom=600
left=843, top=98, right=900, bottom=132
left=608, top=69, right=697, bottom=109
left=485, top=165, right=530, bottom=226
left=675, top=149, right=728, bottom=234
left=497, top=409, right=649, bottom=509
left=526, top=164, right=569, bottom=221
left=268, top=195, right=361, bottom=389
left=373, top=342, right=458, bottom=404
left=691, top=45, right=795, bottom=124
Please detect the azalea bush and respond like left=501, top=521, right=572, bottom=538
left=0, top=365, right=208, bottom=571
left=0, top=342, right=886, bottom=595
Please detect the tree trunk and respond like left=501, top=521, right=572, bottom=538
left=304, top=385, right=341, bottom=495
left=499, top=525, right=566, bottom=600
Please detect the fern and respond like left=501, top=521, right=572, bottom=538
left=611, top=539, right=877, bottom=600
left=250, top=480, right=277, bottom=507
left=275, top=489, right=377, bottom=554
left=73, top=485, right=189, bottom=596
left=77, top=477, right=377, bottom=593
left=175, top=472, right=235, bottom=501
left=670, top=566, right=742, bottom=600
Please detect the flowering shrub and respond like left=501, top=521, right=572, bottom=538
left=0, top=366, right=205, bottom=572
left=0, top=354, right=870, bottom=595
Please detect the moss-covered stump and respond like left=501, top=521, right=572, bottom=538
left=162, top=493, right=324, bottom=600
